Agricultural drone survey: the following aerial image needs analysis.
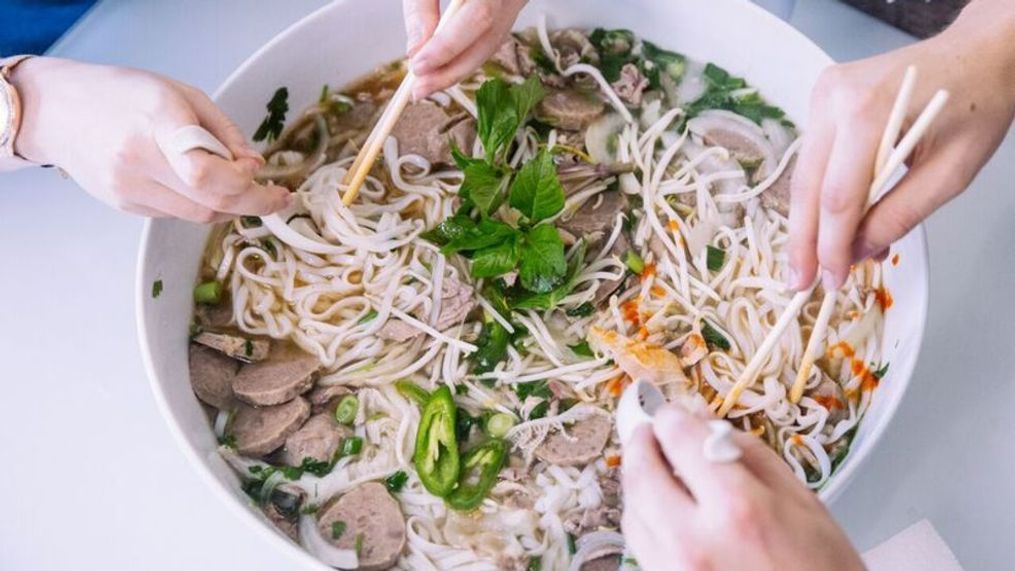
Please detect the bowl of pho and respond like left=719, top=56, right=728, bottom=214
left=137, top=0, right=928, bottom=568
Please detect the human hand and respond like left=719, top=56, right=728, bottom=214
left=621, top=405, right=865, bottom=571
left=787, top=0, right=1015, bottom=290
left=404, top=0, right=528, bottom=99
left=11, top=57, right=290, bottom=223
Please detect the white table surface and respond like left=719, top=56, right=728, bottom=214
left=1, top=1, right=1013, bottom=569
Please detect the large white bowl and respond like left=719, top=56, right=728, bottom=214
left=137, top=0, right=928, bottom=567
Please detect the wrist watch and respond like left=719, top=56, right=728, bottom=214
left=0, top=55, right=35, bottom=171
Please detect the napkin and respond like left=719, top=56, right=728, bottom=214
left=862, top=519, right=964, bottom=571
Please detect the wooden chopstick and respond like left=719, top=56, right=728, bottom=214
left=789, top=66, right=919, bottom=403
left=339, top=0, right=467, bottom=206
left=717, top=70, right=949, bottom=417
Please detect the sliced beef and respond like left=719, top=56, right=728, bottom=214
left=189, top=343, right=240, bottom=410
left=195, top=303, right=233, bottom=330
left=761, top=155, right=795, bottom=217
left=611, top=63, right=648, bottom=106
left=308, top=384, right=352, bottom=415
left=490, top=37, right=521, bottom=75
left=582, top=555, right=622, bottom=571
left=264, top=502, right=300, bottom=543
left=558, top=191, right=627, bottom=238
left=316, top=482, right=406, bottom=571
left=232, top=397, right=311, bottom=457
left=378, top=319, right=420, bottom=343
left=599, top=471, right=621, bottom=508
left=537, top=89, right=606, bottom=131
left=333, top=100, right=377, bottom=133
left=232, top=344, right=321, bottom=406
left=434, top=276, right=476, bottom=331
left=551, top=29, right=599, bottom=69
left=193, top=331, right=270, bottom=363
left=390, top=101, right=477, bottom=165
left=282, top=413, right=351, bottom=466
left=535, top=414, right=612, bottom=466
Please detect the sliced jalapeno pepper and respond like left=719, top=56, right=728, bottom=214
left=396, top=380, right=431, bottom=406
left=413, top=386, right=460, bottom=497
left=446, top=438, right=508, bottom=511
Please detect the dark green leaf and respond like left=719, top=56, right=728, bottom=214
left=703, top=63, right=745, bottom=90
left=871, top=361, right=890, bottom=380
left=589, top=29, right=637, bottom=82
left=641, top=41, right=686, bottom=90
left=706, top=245, right=726, bottom=272
left=509, top=150, right=565, bottom=222
left=528, top=400, right=550, bottom=420
left=472, top=320, right=511, bottom=375
left=475, top=79, right=518, bottom=161
left=151, top=279, right=163, bottom=299
left=421, top=214, right=476, bottom=246
left=519, top=224, right=566, bottom=293
left=442, top=219, right=519, bottom=255
left=472, top=235, right=521, bottom=278
left=482, top=282, right=512, bottom=322
left=701, top=320, right=731, bottom=351
left=385, top=470, right=409, bottom=493
left=511, top=75, right=546, bottom=124
left=460, top=161, right=509, bottom=216
left=514, top=380, right=552, bottom=400
left=253, top=87, right=289, bottom=143
left=340, top=436, right=363, bottom=458
left=565, top=302, right=595, bottom=317
left=569, top=340, right=593, bottom=357
left=510, top=240, right=587, bottom=310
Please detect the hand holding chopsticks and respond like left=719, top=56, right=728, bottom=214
left=717, top=66, right=949, bottom=417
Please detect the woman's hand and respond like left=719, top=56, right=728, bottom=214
left=622, top=406, right=865, bottom=571
left=787, top=0, right=1015, bottom=290
left=11, top=57, right=290, bottom=223
left=404, top=0, right=528, bottom=99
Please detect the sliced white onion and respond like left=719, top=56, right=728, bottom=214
left=299, top=515, right=359, bottom=569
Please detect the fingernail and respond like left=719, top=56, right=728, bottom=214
left=412, top=55, right=433, bottom=75
left=821, top=269, right=840, bottom=291
left=785, top=266, right=800, bottom=290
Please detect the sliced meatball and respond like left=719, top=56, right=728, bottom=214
left=193, top=331, right=270, bottom=363
left=282, top=413, right=351, bottom=466
left=232, top=344, right=321, bottom=406
left=317, top=482, right=407, bottom=571
left=535, top=414, right=612, bottom=466
left=189, top=343, right=239, bottom=409
left=308, top=384, right=352, bottom=415
left=537, top=89, right=606, bottom=131
left=390, top=101, right=477, bottom=165
left=232, top=397, right=311, bottom=457
left=761, top=155, right=795, bottom=217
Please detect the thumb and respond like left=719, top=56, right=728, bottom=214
left=851, top=148, right=971, bottom=262
left=403, top=0, right=440, bottom=57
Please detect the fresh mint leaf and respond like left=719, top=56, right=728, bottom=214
left=706, top=245, right=726, bottom=272
left=511, top=75, right=546, bottom=125
left=253, top=87, right=289, bottom=143
left=422, top=214, right=476, bottom=246
left=472, top=235, right=521, bottom=278
left=476, top=79, right=518, bottom=161
left=441, top=219, right=518, bottom=255
left=509, top=150, right=565, bottom=223
left=460, top=161, right=508, bottom=216
left=511, top=241, right=586, bottom=310
left=565, top=302, right=595, bottom=317
left=519, top=224, right=566, bottom=293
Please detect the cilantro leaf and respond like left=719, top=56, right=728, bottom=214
left=701, top=320, right=731, bottom=351
left=569, top=340, right=594, bottom=357
left=509, top=150, right=565, bottom=223
left=706, top=245, right=726, bottom=272
left=519, top=224, right=566, bottom=293
left=253, top=87, right=289, bottom=143
left=472, top=235, right=522, bottom=278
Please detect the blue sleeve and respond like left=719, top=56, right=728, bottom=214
left=0, top=0, right=98, bottom=56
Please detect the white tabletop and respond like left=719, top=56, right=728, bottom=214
left=1, top=1, right=1012, bottom=569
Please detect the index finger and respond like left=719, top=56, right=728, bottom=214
left=404, top=0, right=440, bottom=57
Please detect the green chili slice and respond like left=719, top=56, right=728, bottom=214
left=446, top=438, right=507, bottom=511
left=413, top=386, right=460, bottom=497
left=396, top=380, right=431, bottom=406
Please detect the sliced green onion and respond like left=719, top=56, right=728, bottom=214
left=706, top=245, right=726, bottom=272
left=484, top=412, right=516, bottom=438
left=340, top=436, right=363, bottom=457
left=331, top=520, right=346, bottom=540
left=334, top=395, right=359, bottom=425
left=193, top=281, right=223, bottom=305
left=357, top=309, right=378, bottom=324
left=384, top=470, right=409, bottom=492
left=624, top=251, right=645, bottom=274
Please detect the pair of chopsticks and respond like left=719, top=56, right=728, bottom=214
left=339, top=0, right=467, bottom=206
left=717, top=66, right=949, bottom=417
